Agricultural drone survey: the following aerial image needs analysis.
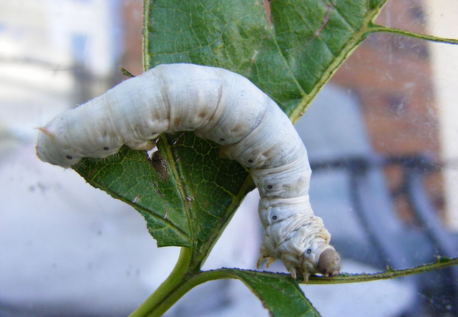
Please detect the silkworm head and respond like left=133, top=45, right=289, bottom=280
left=316, top=247, right=341, bottom=277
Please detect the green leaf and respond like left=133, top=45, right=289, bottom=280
left=231, top=269, right=320, bottom=317
left=67, top=0, right=458, bottom=315
left=75, top=0, right=389, bottom=273
left=74, top=146, right=193, bottom=247
left=77, top=0, right=391, bottom=306
left=92, top=0, right=384, bottom=262
left=73, top=135, right=254, bottom=264
left=144, top=0, right=387, bottom=120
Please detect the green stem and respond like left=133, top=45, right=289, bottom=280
left=369, top=23, right=458, bottom=45
left=193, top=256, right=458, bottom=287
left=213, top=257, right=458, bottom=285
left=129, top=254, right=458, bottom=316
left=128, top=250, right=237, bottom=317
left=128, top=247, right=193, bottom=317
left=304, top=257, right=458, bottom=285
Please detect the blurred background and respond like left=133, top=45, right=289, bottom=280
left=1, top=0, right=457, bottom=316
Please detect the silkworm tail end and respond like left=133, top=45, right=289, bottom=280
left=36, top=127, right=54, bottom=138
left=36, top=127, right=57, bottom=165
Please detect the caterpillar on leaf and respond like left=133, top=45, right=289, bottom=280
left=36, top=63, right=341, bottom=281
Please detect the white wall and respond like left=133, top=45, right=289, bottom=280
left=426, top=0, right=458, bottom=231
left=0, top=0, right=119, bottom=143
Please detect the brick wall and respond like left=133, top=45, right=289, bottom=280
left=331, top=0, right=443, bottom=221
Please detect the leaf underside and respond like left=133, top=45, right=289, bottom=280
left=74, top=0, right=388, bottom=315
left=231, top=269, right=320, bottom=317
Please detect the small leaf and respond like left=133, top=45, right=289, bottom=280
left=74, top=146, right=193, bottom=247
left=231, top=269, right=320, bottom=317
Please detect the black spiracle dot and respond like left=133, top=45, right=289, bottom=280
left=151, top=132, right=156, bottom=135
left=103, top=147, right=109, bottom=151
left=267, top=185, right=273, bottom=189
left=220, top=138, right=225, bottom=142
left=272, top=216, right=277, bottom=220
left=307, top=249, right=312, bottom=254
left=66, top=155, right=73, bottom=160
left=248, top=159, right=253, bottom=163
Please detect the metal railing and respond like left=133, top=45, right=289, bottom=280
left=311, top=154, right=458, bottom=316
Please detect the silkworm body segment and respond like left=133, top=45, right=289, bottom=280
left=36, top=64, right=341, bottom=280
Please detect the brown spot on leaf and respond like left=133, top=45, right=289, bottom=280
left=147, top=151, right=168, bottom=181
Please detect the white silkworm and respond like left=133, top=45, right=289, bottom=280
left=36, top=63, right=341, bottom=280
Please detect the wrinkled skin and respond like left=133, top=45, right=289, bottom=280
left=36, top=63, right=342, bottom=279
